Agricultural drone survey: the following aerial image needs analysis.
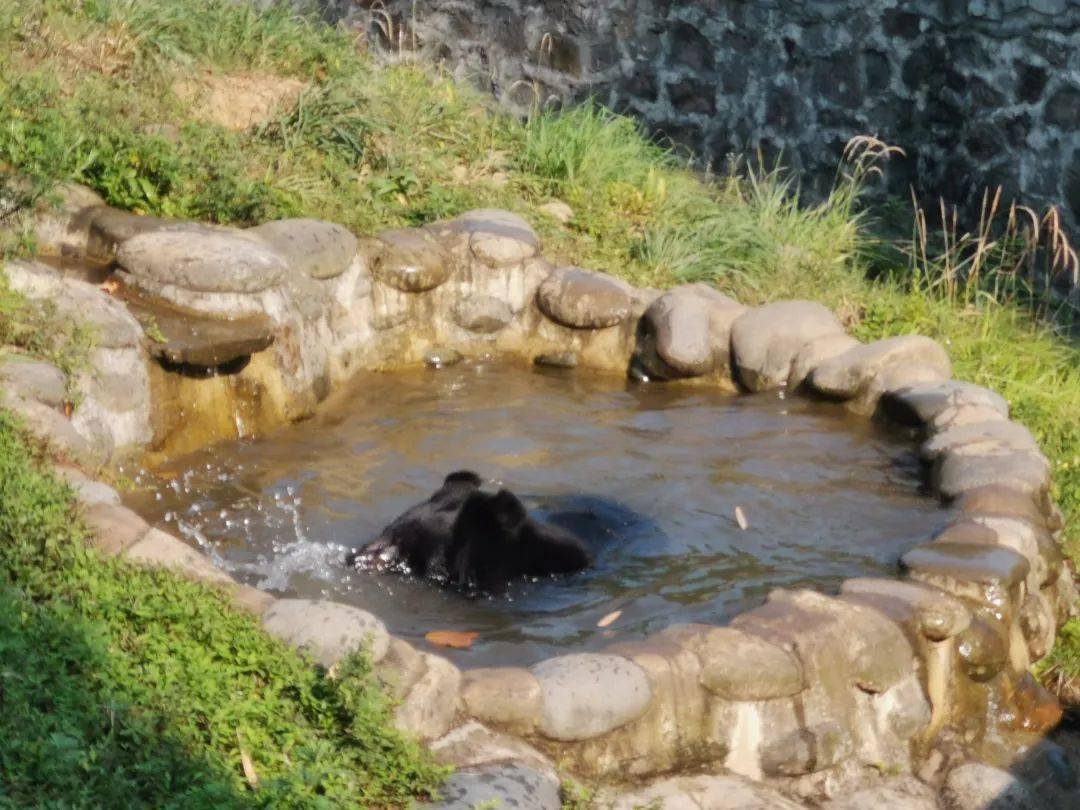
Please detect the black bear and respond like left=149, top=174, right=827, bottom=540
left=346, top=471, right=591, bottom=591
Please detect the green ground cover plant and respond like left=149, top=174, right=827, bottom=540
left=0, top=2, right=1078, bottom=801
left=0, top=408, right=447, bottom=807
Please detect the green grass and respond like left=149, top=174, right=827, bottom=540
left=0, top=0, right=1078, bottom=781
left=0, top=406, right=447, bottom=807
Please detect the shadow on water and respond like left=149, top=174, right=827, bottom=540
left=0, top=586, right=247, bottom=808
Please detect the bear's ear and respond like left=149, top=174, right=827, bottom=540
left=489, top=489, right=528, bottom=532
left=444, top=470, right=482, bottom=488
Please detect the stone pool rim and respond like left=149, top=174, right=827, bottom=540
left=5, top=195, right=1075, bottom=793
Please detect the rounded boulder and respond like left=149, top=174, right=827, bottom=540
left=262, top=598, right=389, bottom=666
left=249, top=218, right=357, bottom=280
left=536, top=267, right=632, bottom=329
left=373, top=228, right=451, bottom=292
left=531, top=653, right=651, bottom=741
left=730, top=300, right=844, bottom=392
left=117, top=228, right=286, bottom=293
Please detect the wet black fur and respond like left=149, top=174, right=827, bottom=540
left=347, top=471, right=591, bottom=591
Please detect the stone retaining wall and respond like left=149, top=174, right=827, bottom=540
left=2, top=193, right=1077, bottom=807
left=330, top=0, right=1080, bottom=286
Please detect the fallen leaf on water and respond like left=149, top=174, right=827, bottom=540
left=597, top=610, right=622, bottom=628
left=425, top=630, right=478, bottom=649
left=735, top=506, right=749, bottom=530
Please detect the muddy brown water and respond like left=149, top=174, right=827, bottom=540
left=126, top=361, right=952, bottom=668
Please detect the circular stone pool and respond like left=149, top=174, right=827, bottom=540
left=127, top=361, right=952, bottom=667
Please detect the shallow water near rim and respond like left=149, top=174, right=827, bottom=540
left=126, top=360, right=952, bottom=668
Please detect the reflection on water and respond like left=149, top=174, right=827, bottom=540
left=125, top=361, right=952, bottom=667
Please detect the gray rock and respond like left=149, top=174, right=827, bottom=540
left=1, top=394, right=97, bottom=465
left=425, top=347, right=463, bottom=368
left=124, top=528, right=236, bottom=587
left=730, top=300, right=845, bottom=391
left=930, top=403, right=1010, bottom=432
left=881, top=380, right=1010, bottom=426
left=228, top=584, right=275, bottom=617
left=4, top=260, right=143, bottom=348
left=447, top=209, right=540, bottom=267
left=603, top=774, right=806, bottom=810
left=535, top=266, right=632, bottom=329
left=373, top=228, right=451, bottom=292
left=394, top=652, right=462, bottom=741
left=689, top=627, right=805, bottom=699
left=453, top=295, right=513, bottom=333
left=923, top=420, right=1041, bottom=462
left=841, top=577, right=971, bottom=641
left=852, top=361, right=951, bottom=415
left=81, top=502, right=151, bottom=556
left=86, top=208, right=192, bottom=264
left=812, top=332, right=954, bottom=406
left=902, top=541, right=1030, bottom=604
left=0, top=359, right=67, bottom=408
left=375, top=637, right=428, bottom=700
left=76, top=347, right=150, bottom=414
left=635, top=283, right=745, bottom=378
left=943, top=518, right=1049, bottom=592
left=248, top=218, right=357, bottom=280
left=788, top=333, right=860, bottom=389
left=261, top=599, right=389, bottom=666
left=942, top=761, right=1045, bottom=810
left=822, top=776, right=940, bottom=810
left=429, top=720, right=552, bottom=771
left=1019, top=591, right=1056, bottom=660
left=427, top=762, right=560, bottom=810
left=760, top=720, right=850, bottom=776
left=54, top=466, right=120, bottom=506
left=460, top=667, right=543, bottom=734
left=810, top=335, right=952, bottom=400
left=68, top=408, right=116, bottom=463
left=935, top=448, right=1051, bottom=499
left=735, top=589, right=915, bottom=696
left=125, top=294, right=275, bottom=367
left=531, top=653, right=651, bottom=741
left=117, top=228, right=287, bottom=293
left=976, top=516, right=1063, bottom=589
left=956, top=486, right=1054, bottom=531
left=15, top=180, right=104, bottom=258
left=282, top=271, right=330, bottom=322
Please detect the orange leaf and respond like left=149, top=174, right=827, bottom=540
left=425, top=630, right=478, bottom=649
left=597, top=610, right=622, bottom=628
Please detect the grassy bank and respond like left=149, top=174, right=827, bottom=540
left=0, top=408, right=446, bottom=807
left=1, top=1, right=1078, bottom=797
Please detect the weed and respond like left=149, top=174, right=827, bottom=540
left=561, top=778, right=595, bottom=809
